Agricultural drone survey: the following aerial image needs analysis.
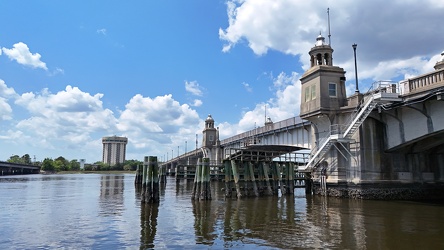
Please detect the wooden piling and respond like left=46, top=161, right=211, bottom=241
left=305, top=172, right=313, bottom=195
left=223, top=160, right=232, bottom=197
left=256, top=162, right=264, bottom=195
left=288, top=162, right=295, bottom=194
left=151, top=156, right=160, bottom=203
left=145, top=156, right=153, bottom=202
left=135, top=164, right=143, bottom=186
left=141, top=158, right=148, bottom=202
left=199, top=158, right=211, bottom=200
left=262, top=162, right=273, bottom=196
left=141, top=156, right=160, bottom=203
left=191, top=158, right=202, bottom=200
left=243, top=161, right=251, bottom=196
left=270, top=162, right=279, bottom=195
left=248, top=162, right=259, bottom=197
left=231, top=160, right=242, bottom=198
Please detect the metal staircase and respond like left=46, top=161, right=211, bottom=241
left=299, top=94, right=378, bottom=171
left=343, top=95, right=376, bottom=139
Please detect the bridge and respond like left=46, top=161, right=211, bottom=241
left=160, top=36, right=444, bottom=199
left=0, top=161, right=41, bottom=176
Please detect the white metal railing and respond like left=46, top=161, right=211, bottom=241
left=220, top=116, right=307, bottom=146
left=400, top=68, right=444, bottom=94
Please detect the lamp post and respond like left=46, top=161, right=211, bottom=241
left=352, top=43, right=359, bottom=93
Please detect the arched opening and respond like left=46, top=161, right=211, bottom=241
left=316, top=54, right=322, bottom=65
left=324, top=53, right=330, bottom=66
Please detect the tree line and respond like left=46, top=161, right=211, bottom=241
left=6, top=154, right=142, bottom=172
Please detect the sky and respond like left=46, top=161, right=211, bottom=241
left=0, top=0, right=443, bottom=163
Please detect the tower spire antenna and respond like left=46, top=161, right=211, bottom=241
left=327, top=8, right=331, bottom=46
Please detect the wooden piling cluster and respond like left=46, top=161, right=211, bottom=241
left=224, top=160, right=300, bottom=198
left=138, top=156, right=160, bottom=203
left=192, top=158, right=212, bottom=200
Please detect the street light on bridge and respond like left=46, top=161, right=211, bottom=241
left=352, top=43, right=359, bottom=93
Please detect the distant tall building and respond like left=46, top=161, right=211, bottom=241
left=102, top=136, right=128, bottom=165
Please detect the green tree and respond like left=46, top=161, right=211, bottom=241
left=21, top=154, right=32, bottom=164
left=54, top=156, right=69, bottom=171
left=69, top=160, right=80, bottom=171
left=7, top=155, right=21, bottom=163
left=124, top=159, right=142, bottom=171
left=41, top=158, right=55, bottom=172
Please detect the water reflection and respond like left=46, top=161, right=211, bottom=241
left=140, top=203, right=159, bottom=249
left=99, top=175, right=125, bottom=216
left=1, top=175, right=442, bottom=249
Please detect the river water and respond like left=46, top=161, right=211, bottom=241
left=0, top=174, right=443, bottom=249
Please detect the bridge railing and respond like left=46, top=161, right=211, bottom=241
left=400, top=68, right=444, bottom=95
left=220, top=116, right=306, bottom=146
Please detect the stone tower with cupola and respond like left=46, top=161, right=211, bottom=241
left=299, top=33, right=350, bottom=186
left=300, top=33, right=347, bottom=121
left=202, top=114, right=217, bottom=147
left=202, top=114, right=221, bottom=164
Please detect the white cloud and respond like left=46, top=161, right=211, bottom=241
left=219, top=0, right=444, bottom=82
left=13, top=86, right=116, bottom=152
left=219, top=71, right=301, bottom=138
left=191, top=99, right=203, bottom=107
left=185, top=80, right=203, bottom=96
left=116, top=94, right=201, bottom=155
left=0, top=79, right=17, bottom=97
left=0, top=80, right=17, bottom=120
left=0, top=97, right=12, bottom=120
left=2, top=42, right=48, bottom=70
left=241, top=82, right=252, bottom=92
left=50, top=67, right=65, bottom=76
left=97, top=28, right=107, bottom=35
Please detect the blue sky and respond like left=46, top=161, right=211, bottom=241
left=0, top=0, right=443, bottom=163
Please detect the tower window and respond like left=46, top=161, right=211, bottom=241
left=328, top=82, right=337, bottom=97
left=305, top=87, right=311, bottom=102
left=311, top=85, right=316, bottom=100
left=209, top=135, right=214, bottom=141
